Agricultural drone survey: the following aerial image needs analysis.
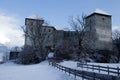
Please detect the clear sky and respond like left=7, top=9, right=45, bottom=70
left=0, top=0, right=120, bottom=47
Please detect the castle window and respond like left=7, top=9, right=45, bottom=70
left=89, top=19, right=92, bottom=23
left=44, top=29, right=46, bottom=32
left=48, top=35, right=50, bottom=38
left=102, top=18, right=105, bottom=20
left=30, top=22, right=33, bottom=26
left=48, top=29, right=51, bottom=32
left=66, top=33, right=69, bottom=37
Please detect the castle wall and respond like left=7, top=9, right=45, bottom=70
left=25, top=12, right=113, bottom=51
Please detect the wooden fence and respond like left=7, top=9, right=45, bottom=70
left=77, top=63, right=120, bottom=76
left=49, top=61, right=120, bottom=80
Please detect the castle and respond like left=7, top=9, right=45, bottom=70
left=25, top=10, right=112, bottom=52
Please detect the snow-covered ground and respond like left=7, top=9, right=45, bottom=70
left=59, top=60, right=78, bottom=69
left=59, top=60, right=120, bottom=76
left=59, top=61, right=120, bottom=68
left=1, top=60, right=119, bottom=80
left=87, top=63, right=120, bottom=68
left=0, top=61, right=78, bottom=80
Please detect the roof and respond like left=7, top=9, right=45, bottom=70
left=27, top=14, right=43, bottom=20
left=86, top=9, right=111, bottom=18
left=94, top=9, right=111, bottom=15
left=43, top=26, right=56, bottom=30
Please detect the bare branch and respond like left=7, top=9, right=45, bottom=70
left=69, top=14, right=95, bottom=60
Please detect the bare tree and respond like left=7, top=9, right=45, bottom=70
left=69, top=15, right=85, bottom=49
left=19, top=20, right=49, bottom=64
left=112, top=30, right=120, bottom=62
left=22, top=24, right=45, bottom=52
left=113, top=30, right=120, bottom=40
left=69, top=14, right=94, bottom=61
left=55, top=40, right=74, bottom=60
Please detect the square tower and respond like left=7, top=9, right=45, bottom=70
left=85, top=9, right=112, bottom=50
left=25, top=15, right=44, bottom=46
left=24, top=15, right=56, bottom=50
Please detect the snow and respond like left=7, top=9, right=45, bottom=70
left=48, top=52, right=54, bottom=58
left=92, top=9, right=111, bottom=16
left=27, top=14, right=43, bottom=20
left=0, top=61, right=76, bottom=80
left=1, top=60, right=119, bottom=80
left=87, top=63, right=120, bottom=68
left=59, top=60, right=120, bottom=76
left=59, top=60, right=78, bottom=69
left=59, top=60, right=120, bottom=69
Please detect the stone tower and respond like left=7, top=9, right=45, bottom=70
left=85, top=9, right=112, bottom=50
left=25, top=15, right=44, bottom=46
left=25, top=15, right=56, bottom=50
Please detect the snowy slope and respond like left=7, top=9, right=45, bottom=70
left=0, top=61, right=77, bottom=80
left=60, top=61, right=120, bottom=68
left=59, top=60, right=120, bottom=76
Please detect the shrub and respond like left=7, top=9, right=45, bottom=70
left=95, top=50, right=113, bottom=63
left=16, top=46, right=42, bottom=64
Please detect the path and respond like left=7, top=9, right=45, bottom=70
left=0, top=61, right=75, bottom=80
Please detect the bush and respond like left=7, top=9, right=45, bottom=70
left=16, top=46, right=43, bottom=64
left=54, top=49, right=71, bottom=60
left=94, top=50, right=113, bottom=63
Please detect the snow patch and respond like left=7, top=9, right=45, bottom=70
left=27, top=14, right=43, bottom=20
left=93, top=9, right=111, bottom=15
left=48, top=52, right=54, bottom=58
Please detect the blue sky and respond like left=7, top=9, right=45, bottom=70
left=0, top=0, right=120, bottom=47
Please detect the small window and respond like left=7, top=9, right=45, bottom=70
left=89, top=19, right=92, bottom=23
left=48, top=35, right=49, bottom=38
left=67, top=33, right=69, bottom=37
left=44, top=29, right=46, bottom=32
left=44, top=33, right=46, bottom=36
left=48, top=29, right=51, bottom=32
left=102, top=18, right=105, bottom=20
left=30, top=22, right=33, bottom=26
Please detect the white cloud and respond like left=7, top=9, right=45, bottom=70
left=112, top=26, right=120, bottom=31
left=0, top=12, right=24, bottom=47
